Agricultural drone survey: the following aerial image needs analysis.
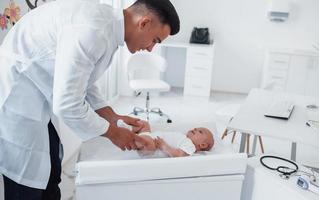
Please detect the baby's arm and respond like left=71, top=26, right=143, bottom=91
left=155, top=137, right=188, bottom=157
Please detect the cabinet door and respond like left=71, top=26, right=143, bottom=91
left=286, top=55, right=308, bottom=95
left=184, top=76, right=211, bottom=97
left=262, top=52, right=290, bottom=91
left=268, top=53, right=290, bottom=70
left=305, top=57, right=319, bottom=98
left=185, top=57, right=212, bottom=79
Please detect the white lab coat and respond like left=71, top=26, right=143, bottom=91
left=0, top=0, right=124, bottom=189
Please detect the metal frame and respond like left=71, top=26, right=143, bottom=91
left=131, top=92, right=172, bottom=123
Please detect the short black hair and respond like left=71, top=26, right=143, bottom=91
left=132, top=0, right=180, bottom=35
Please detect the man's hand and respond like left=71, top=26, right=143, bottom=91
left=118, top=115, right=145, bottom=133
left=96, top=106, right=119, bottom=125
left=102, top=124, right=147, bottom=151
left=95, top=106, right=148, bottom=133
left=131, top=120, right=151, bottom=133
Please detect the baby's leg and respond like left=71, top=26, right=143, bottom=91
left=136, top=135, right=156, bottom=156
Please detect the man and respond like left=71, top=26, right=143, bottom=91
left=0, top=0, right=180, bottom=199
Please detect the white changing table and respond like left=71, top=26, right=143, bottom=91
left=75, top=122, right=247, bottom=200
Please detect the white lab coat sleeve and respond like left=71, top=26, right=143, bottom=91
left=86, top=82, right=108, bottom=111
left=53, top=26, right=109, bottom=141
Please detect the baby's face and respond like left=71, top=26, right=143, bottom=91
left=186, top=127, right=214, bottom=151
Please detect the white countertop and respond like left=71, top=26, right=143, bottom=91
left=228, top=88, right=319, bottom=148
left=242, top=156, right=319, bottom=200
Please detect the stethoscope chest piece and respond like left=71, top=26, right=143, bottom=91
left=279, top=173, right=290, bottom=180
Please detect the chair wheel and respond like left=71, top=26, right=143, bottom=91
left=167, top=119, right=172, bottom=123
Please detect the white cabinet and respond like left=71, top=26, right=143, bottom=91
left=305, top=58, right=319, bottom=98
left=262, top=50, right=319, bottom=98
left=184, top=45, right=214, bottom=97
left=157, top=42, right=214, bottom=98
left=286, top=55, right=309, bottom=94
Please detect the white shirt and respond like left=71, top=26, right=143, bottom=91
left=0, top=0, right=124, bottom=189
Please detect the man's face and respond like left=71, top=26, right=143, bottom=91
left=126, top=15, right=171, bottom=53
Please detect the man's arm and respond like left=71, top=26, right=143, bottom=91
left=53, top=26, right=109, bottom=141
left=95, top=106, right=119, bottom=125
left=53, top=26, right=146, bottom=148
left=95, top=106, right=148, bottom=151
left=155, top=137, right=188, bottom=157
left=86, top=82, right=108, bottom=111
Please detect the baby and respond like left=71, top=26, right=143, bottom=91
left=122, top=120, right=214, bottom=157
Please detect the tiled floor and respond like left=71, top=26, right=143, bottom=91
left=1, top=89, right=318, bottom=200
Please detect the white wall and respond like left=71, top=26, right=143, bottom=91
left=168, top=0, right=319, bottom=93
left=0, top=0, right=55, bottom=44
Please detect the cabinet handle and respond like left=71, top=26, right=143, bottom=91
left=271, top=75, right=285, bottom=79
left=193, top=66, right=207, bottom=70
left=194, top=52, right=208, bottom=56
left=273, top=60, right=287, bottom=64
left=192, top=84, right=204, bottom=89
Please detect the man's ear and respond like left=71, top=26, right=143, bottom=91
left=138, top=16, right=151, bottom=30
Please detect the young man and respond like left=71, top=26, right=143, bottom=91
left=0, top=0, right=180, bottom=199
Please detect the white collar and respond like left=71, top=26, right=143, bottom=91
left=114, top=9, right=125, bottom=46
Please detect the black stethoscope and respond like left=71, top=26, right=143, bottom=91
left=260, top=155, right=299, bottom=179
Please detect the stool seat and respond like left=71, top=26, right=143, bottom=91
left=130, top=79, right=170, bottom=93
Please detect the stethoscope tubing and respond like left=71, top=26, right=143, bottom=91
left=260, top=155, right=299, bottom=176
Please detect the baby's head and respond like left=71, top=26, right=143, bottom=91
left=186, top=127, right=214, bottom=152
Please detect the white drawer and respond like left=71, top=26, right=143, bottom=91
left=266, top=75, right=286, bottom=88
left=184, top=76, right=211, bottom=97
left=185, top=66, right=212, bottom=78
left=186, top=58, right=213, bottom=75
left=267, top=69, right=287, bottom=79
left=187, top=47, right=213, bottom=59
left=272, top=85, right=285, bottom=92
left=268, top=53, right=290, bottom=70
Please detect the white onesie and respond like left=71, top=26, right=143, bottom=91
left=141, top=131, right=196, bottom=156
left=116, top=120, right=196, bottom=157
